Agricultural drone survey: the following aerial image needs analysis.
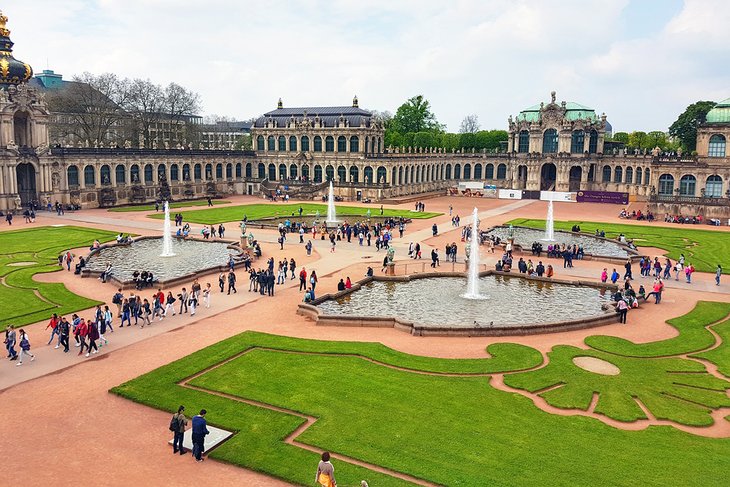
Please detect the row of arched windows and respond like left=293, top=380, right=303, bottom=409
left=658, top=174, right=724, bottom=197
left=517, top=129, right=598, bottom=154
left=255, top=134, right=382, bottom=154
left=67, top=162, right=247, bottom=187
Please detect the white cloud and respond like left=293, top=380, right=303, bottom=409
left=4, top=0, right=729, bottom=132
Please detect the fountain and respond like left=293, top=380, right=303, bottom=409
left=463, top=207, right=485, bottom=300
left=326, top=181, right=338, bottom=224
left=161, top=200, right=175, bottom=257
left=543, top=199, right=555, bottom=242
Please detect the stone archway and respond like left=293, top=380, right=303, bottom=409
left=569, top=166, right=582, bottom=192
left=16, top=162, right=37, bottom=206
left=540, top=163, right=557, bottom=191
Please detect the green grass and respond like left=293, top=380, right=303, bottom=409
left=506, top=218, right=730, bottom=273
left=585, top=301, right=730, bottom=357
left=148, top=203, right=441, bottom=225
left=693, top=319, right=730, bottom=377
left=0, top=226, right=118, bottom=330
left=112, top=330, right=730, bottom=486
left=108, top=200, right=231, bottom=212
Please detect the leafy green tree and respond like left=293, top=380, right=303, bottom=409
left=611, top=132, right=629, bottom=144
left=646, top=131, right=668, bottom=150
left=460, top=132, right=476, bottom=150
left=390, top=95, right=444, bottom=134
left=413, top=131, right=435, bottom=148
left=628, top=131, right=648, bottom=151
left=669, top=100, right=715, bottom=151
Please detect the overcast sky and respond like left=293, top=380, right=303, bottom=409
left=5, top=0, right=730, bottom=132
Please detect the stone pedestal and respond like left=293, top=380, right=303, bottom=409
left=386, top=263, right=395, bottom=276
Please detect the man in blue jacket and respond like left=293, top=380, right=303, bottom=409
left=191, top=409, right=210, bottom=462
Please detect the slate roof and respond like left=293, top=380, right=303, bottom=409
left=253, top=106, right=373, bottom=128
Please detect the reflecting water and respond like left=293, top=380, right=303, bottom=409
left=317, top=276, right=610, bottom=328
left=485, top=226, right=630, bottom=258
left=86, top=238, right=236, bottom=282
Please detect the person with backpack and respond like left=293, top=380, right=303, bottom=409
left=227, top=270, right=237, bottom=294
left=170, top=405, right=188, bottom=455
left=75, top=318, right=89, bottom=356
left=191, top=409, right=210, bottom=462
left=16, top=329, right=35, bottom=365
left=120, top=299, right=132, bottom=327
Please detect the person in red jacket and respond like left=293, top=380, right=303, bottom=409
left=86, top=318, right=100, bottom=357
left=75, top=318, right=89, bottom=356
left=299, top=267, right=307, bottom=292
left=46, top=313, right=60, bottom=347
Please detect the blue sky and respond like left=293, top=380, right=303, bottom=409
left=5, top=0, right=729, bottom=132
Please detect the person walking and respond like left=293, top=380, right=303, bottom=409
left=46, top=313, right=60, bottom=347
left=171, top=405, right=188, bottom=455
left=59, top=317, right=70, bottom=353
left=290, top=258, right=297, bottom=280
left=616, top=299, right=628, bottom=324
left=191, top=409, right=210, bottom=462
left=299, top=267, right=307, bottom=292
left=316, top=451, right=337, bottom=487
left=716, top=265, right=722, bottom=286
left=112, top=289, right=124, bottom=317
left=16, top=329, right=35, bottom=365
left=227, top=270, right=237, bottom=294
left=87, top=319, right=100, bottom=356
left=120, top=299, right=132, bottom=326
left=218, top=272, right=225, bottom=293
left=179, top=288, right=189, bottom=314
left=165, top=292, right=177, bottom=316
left=5, top=325, right=18, bottom=361
left=76, top=318, right=89, bottom=356
left=310, top=270, right=318, bottom=292
left=203, top=283, right=212, bottom=308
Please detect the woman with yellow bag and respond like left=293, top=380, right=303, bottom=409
left=315, top=451, right=337, bottom=487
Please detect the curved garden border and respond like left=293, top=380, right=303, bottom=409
left=298, top=271, right=619, bottom=337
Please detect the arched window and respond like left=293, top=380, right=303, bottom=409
left=392, top=167, right=396, bottom=183
left=350, top=136, right=359, bottom=152
left=709, top=134, right=726, bottom=157
left=542, top=129, right=558, bottom=153
left=474, top=164, right=483, bottom=179
left=84, top=165, right=95, bottom=186
left=445, top=164, right=452, bottom=179
left=337, top=165, right=346, bottom=183
left=256, top=135, right=265, bottom=151
left=194, top=164, right=202, bottom=181
left=67, top=165, right=79, bottom=187
left=658, top=174, right=674, bottom=195
left=644, top=169, right=650, bottom=185
left=706, top=175, right=723, bottom=197
left=416, top=166, right=422, bottom=183
left=350, top=166, right=359, bottom=183
left=486, top=164, right=494, bottom=179
left=205, top=163, right=213, bottom=180
left=182, top=164, right=190, bottom=181
left=100, top=165, right=111, bottom=184
left=679, top=174, right=696, bottom=196
left=158, top=164, right=166, bottom=182
left=463, top=164, right=472, bottom=180
left=602, top=165, right=611, bottom=183
left=625, top=167, right=633, bottom=184
left=301, top=135, right=309, bottom=152
left=268, top=163, right=277, bottom=180
left=235, top=163, right=242, bottom=179
left=410, top=166, right=415, bottom=183
left=377, top=166, right=387, bottom=184
left=398, top=166, right=403, bottom=184
left=325, top=165, right=335, bottom=182
left=325, top=136, right=334, bottom=152
left=614, top=166, right=623, bottom=183
left=245, top=163, right=252, bottom=178
left=364, top=166, right=374, bottom=184
left=365, top=138, right=370, bottom=154
left=279, top=163, right=287, bottom=180
left=337, top=136, right=346, bottom=152
left=216, top=163, right=223, bottom=179
left=289, top=136, right=297, bottom=152
left=302, top=164, right=310, bottom=180
left=278, top=136, right=286, bottom=151
left=454, top=164, right=462, bottom=180
left=116, top=164, right=126, bottom=184
left=257, top=163, right=265, bottom=179
left=226, top=163, right=232, bottom=179
left=314, top=136, right=322, bottom=152
left=636, top=167, right=642, bottom=185
left=588, top=130, right=598, bottom=154
left=497, top=163, right=507, bottom=179
left=131, top=164, right=140, bottom=183
left=289, top=164, right=298, bottom=179
left=314, top=165, right=323, bottom=183
left=518, top=130, right=530, bottom=153
left=267, top=136, right=275, bottom=151
left=170, top=164, right=179, bottom=182
left=571, top=130, right=585, bottom=154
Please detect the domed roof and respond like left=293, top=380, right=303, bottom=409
left=516, top=92, right=598, bottom=123
left=0, top=10, right=33, bottom=88
left=706, top=98, right=730, bottom=124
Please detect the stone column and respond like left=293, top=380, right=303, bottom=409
left=8, top=165, right=17, bottom=194
left=0, top=165, right=5, bottom=193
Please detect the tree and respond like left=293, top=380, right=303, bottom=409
left=669, top=100, right=715, bottom=151
left=164, top=82, right=202, bottom=145
left=413, top=131, right=436, bottom=149
left=390, top=95, right=444, bottom=134
left=459, top=132, right=476, bottom=149
left=646, top=131, right=668, bottom=150
left=611, top=132, right=629, bottom=144
left=628, top=131, right=648, bottom=151
left=459, top=114, right=480, bottom=134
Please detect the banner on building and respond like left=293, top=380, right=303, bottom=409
left=483, top=184, right=498, bottom=198
left=498, top=189, right=523, bottom=200
left=540, top=191, right=575, bottom=202
left=576, top=190, right=629, bottom=205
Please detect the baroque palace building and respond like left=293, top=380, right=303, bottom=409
left=0, top=9, right=729, bottom=216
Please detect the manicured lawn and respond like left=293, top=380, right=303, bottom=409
left=148, top=203, right=441, bottom=225
left=108, top=200, right=231, bottom=212
left=506, top=218, right=730, bottom=273
left=113, top=323, right=730, bottom=486
left=0, top=226, right=118, bottom=330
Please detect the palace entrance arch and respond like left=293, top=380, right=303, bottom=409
left=569, top=166, right=582, bottom=192
left=16, top=163, right=37, bottom=206
left=540, top=163, right=557, bottom=191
